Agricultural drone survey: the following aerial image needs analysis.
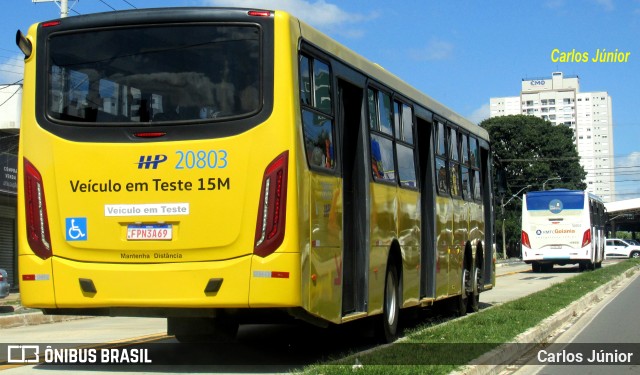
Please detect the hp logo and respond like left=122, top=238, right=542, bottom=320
left=137, top=155, right=168, bottom=169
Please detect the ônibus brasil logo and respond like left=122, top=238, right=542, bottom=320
left=137, top=155, right=167, bottom=169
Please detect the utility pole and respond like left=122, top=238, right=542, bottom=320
left=32, top=0, right=75, bottom=18
left=501, top=185, right=531, bottom=259
left=542, top=177, right=561, bottom=191
left=60, top=0, right=68, bottom=18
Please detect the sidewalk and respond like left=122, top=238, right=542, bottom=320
left=0, top=293, right=90, bottom=328
left=0, top=292, right=20, bottom=306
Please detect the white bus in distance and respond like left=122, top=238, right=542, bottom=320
left=521, top=189, right=606, bottom=272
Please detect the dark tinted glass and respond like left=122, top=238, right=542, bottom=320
left=47, top=25, right=260, bottom=124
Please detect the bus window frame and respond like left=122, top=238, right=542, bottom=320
left=468, top=135, right=482, bottom=202
left=434, top=118, right=449, bottom=196
left=448, top=125, right=462, bottom=199
left=299, top=49, right=338, bottom=176
left=367, top=83, right=397, bottom=186
left=392, top=95, right=417, bottom=191
left=459, top=131, right=473, bottom=202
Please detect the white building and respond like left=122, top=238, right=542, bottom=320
left=0, top=84, right=22, bottom=131
left=490, top=72, right=615, bottom=202
left=0, top=84, right=21, bottom=290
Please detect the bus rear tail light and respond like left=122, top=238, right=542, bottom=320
left=254, top=151, right=289, bottom=257
left=521, top=230, right=531, bottom=249
left=23, top=159, right=53, bottom=260
left=582, top=229, right=591, bottom=248
left=248, top=10, right=271, bottom=17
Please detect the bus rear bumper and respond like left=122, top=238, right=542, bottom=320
left=522, top=247, right=591, bottom=265
left=19, top=252, right=301, bottom=311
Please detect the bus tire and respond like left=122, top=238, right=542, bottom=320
left=455, top=267, right=469, bottom=317
left=467, top=266, right=480, bottom=313
left=379, top=264, right=400, bottom=343
left=532, top=263, right=541, bottom=273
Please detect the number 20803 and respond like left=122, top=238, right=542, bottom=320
left=175, top=150, right=228, bottom=169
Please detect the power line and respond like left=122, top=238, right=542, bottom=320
left=0, top=85, right=22, bottom=109
left=97, top=0, right=117, bottom=11
left=0, top=79, right=24, bottom=88
left=121, top=0, right=137, bottom=9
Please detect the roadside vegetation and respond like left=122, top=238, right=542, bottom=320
left=302, top=259, right=640, bottom=375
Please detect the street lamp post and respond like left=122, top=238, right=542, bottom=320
left=501, top=185, right=532, bottom=259
left=542, top=177, right=561, bottom=191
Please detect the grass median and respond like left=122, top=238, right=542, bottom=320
left=303, top=259, right=640, bottom=375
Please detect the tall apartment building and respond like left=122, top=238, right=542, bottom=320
left=490, top=72, right=615, bottom=202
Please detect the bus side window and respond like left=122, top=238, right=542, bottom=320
left=395, top=103, right=416, bottom=189
left=300, top=53, right=335, bottom=171
left=469, top=137, right=481, bottom=201
left=367, top=87, right=396, bottom=183
left=436, top=158, right=448, bottom=194
left=449, top=127, right=461, bottom=197
left=313, top=59, right=332, bottom=114
left=435, top=121, right=448, bottom=195
left=302, top=111, right=334, bottom=169
left=370, top=134, right=395, bottom=182
left=300, top=55, right=312, bottom=105
left=460, top=133, right=471, bottom=200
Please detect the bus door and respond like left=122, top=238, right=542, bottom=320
left=480, top=144, right=495, bottom=286
left=416, top=116, right=436, bottom=299
left=338, top=80, right=368, bottom=315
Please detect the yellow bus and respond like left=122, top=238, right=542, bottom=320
left=16, top=7, right=496, bottom=343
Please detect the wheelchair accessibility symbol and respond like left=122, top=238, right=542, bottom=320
left=65, top=217, right=87, bottom=241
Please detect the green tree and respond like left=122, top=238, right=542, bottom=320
left=480, top=115, right=587, bottom=257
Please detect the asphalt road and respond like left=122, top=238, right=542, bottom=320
left=502, top=267, right=640, bottom=375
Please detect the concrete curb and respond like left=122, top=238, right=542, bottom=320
left=452, top=265, right=640, bottom=375
left=1, top=293, right=92, bottom=328
left=0, top=311, right=90, bottom=329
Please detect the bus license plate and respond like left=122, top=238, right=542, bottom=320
left=127, top=224, right=172, bottom=240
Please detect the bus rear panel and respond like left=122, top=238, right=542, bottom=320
left=521, top=190, right=604, bottom=272
left=17, top=8, right=304, bottom=314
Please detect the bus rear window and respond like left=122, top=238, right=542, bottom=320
left=46, top=24, right=260, bottom=124
left=526, top=192, right=585, bottom=211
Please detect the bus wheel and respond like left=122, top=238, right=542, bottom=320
left=578, top=262, right=587, bottom=272
left=379, top=264, right=400, bottom=343
left=455, top=268, right=469, bottom=317
left=532, top=263, right=541, bottom=273
left=467, top=266, right=480, bottom=313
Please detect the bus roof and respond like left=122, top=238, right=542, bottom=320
left=526, top=189, right=583, bottom=197
left=525, top=189, right=604, bottom=204
left=290, top=11, right=489, bottom=142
